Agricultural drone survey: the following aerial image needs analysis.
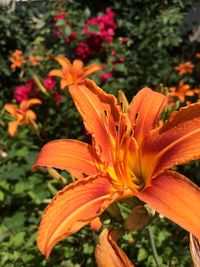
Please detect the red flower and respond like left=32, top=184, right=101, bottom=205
left=43, top=76, right=56, bottom=90
left=53, top=12, right=66, bottom=21
left=100, top=71, right=113, bottom=81
left=53, top=92, right=64, bottom=107
left=65, top=31, right=77, bottom=44
left=83, top=8, right=117, bottom=45
left=75, top=42, right=92, bottom=61
left=14, top=80, right=38, bottom=103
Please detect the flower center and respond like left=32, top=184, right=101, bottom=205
left=103, top=111, right=145, bottom=193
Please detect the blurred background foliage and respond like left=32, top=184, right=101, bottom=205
left=0, top=0, right=200, bottom=266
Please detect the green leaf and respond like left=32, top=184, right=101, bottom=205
left=137, top=248, right=148, bottom=261
left=63, top=25, right=72, bottom=37
left=10, top=232, right=26, bottom=248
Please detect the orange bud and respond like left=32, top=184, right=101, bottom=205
left=190, top=233, right=200, bottom=267
left=123, top=205, right=151, bottom=232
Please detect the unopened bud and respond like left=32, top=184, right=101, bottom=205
left=190, top=233, right=200, bottom=267
left=123, top=205, right=150, bottom=232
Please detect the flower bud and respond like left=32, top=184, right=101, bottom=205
left=123, top=205, right=151, bottom=232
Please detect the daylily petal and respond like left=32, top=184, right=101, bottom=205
left=128, top=88, right=167, bottom=143
left=69, top=78, right=120, bottom=162
left=34, top=139, right=99, bottom=179
left=37, top=174, right=115, bottom=258
left=54, top=56, right=71, bottom=69
left=95, top=228, right=134, bottom=267
left=5, top=104, right=19, bottom=118
left=25, top=110, right=37, bottom=121
left=49, top=69, right=63, bottom=78
left=83, top=64, right=101, bottom=77
left=60, top=79, right=69, bottom=89
left=20, top=98, right=41, bottom=111
left=72, top=59, right=83, bottom=72
left=8, top=121, right=19, bottom=136
left=144, top=102, right=200, bottom=177
left=190, top=234, right=200, bottom=267
left=137, top=170, right=200, bottom=240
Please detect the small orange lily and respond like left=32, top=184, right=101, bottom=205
left=10, top=49, right=25, bottom=71
left=28, top=56, right=40, bottom=66
left=175, top=61, right=194, bottom=75
left=35, top=78, right=200, bottom=259
left=168, top=80, right=199, bottom=103
left=5, top=98, right=41, bottom=136
left=49, top=56, right=100, bottom=89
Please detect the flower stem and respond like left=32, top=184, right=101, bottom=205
left=147, top=226, right=161, bottom=267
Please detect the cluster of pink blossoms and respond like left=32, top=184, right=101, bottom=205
left=14, top=76, right=63, bottom=107
left=76, top=8, right=117, bottom=61
left=14, top=80, right=38, bottom=103
left=51, top=8, right=125, bottom=83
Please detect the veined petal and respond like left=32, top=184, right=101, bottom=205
left=83, top=64, right=101, bottom=77
left=69, top=78, right=120, bottom=162
left=137, top=170, right=200, bottom=240
left=95, top=228, right=134, bottom=267
left=54, top=56, right=71, bottom=69
left=128, top=88, right=167, bottom=143
left=143, top=102, right=200, bottom=177
left=37, top=174, right=115, bottom=258
left=34, top=139, right=99, bottom=179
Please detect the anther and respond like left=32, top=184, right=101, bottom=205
left=104, top=110, right=108, bottom=117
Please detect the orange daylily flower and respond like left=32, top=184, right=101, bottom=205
left=168, top=81, right=199, bottom=103
left=175, top=61, right=194, bottom=75
left=28, top=56, right=40, bottom=66
left=49, top=56, right=100, bottom=89
left=5, top=98, right=41, bottom=136
left=95, top=228, right=134, bottom=267
left=10, top=49, right=25, bottom=71
left=35, top=78, right=200, bottom=259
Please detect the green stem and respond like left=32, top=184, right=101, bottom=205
left=147, top=226, right=161, bottom=267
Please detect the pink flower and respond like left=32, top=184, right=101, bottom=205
left=53, top=12, right=66, bottom=21
left=14, top=80, right=38, bottom=103
left=112, top=56, right=125, bottom=64
left=111, top=49, right=116, bottom=56
left=54, top=29, right=62, bottom=37
left=100, top=71, right=113, bottom=81
left=65, top=31, right=77, bottom=43
left=83, top=8, right=117, bottom=45
left=14, top=85, right=30, bottom=102
left=85, top=36, right=103, bottom=53
left=54, top=92, right=64, bottom=107
left=75, top=41, right=92, bottom=61
left=43, top=76, right=56, bottom=90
